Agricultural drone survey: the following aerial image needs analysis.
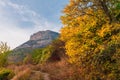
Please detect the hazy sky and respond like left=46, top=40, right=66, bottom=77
left=0, top=0, right=69, bottom=49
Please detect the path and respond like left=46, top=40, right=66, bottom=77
left=32, top=70, right=50, bottom=80
left=10, top=64, right=50, bottom=80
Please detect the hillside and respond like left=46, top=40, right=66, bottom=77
left=8, top=30, right=59, bottom=63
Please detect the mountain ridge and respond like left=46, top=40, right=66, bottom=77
left=15, top=30, right=59, bottom=50
left=8, top=30, right=59, bottom=63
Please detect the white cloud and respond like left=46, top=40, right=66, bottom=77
left=0, top=0, right=60, bottom=49
left=0, top=21, right=31, bottom=49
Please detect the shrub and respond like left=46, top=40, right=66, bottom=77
left=0, top=51, right=11, bottom=67
left=32, top=47, right=51, bottom=64
left=0, top=68, right=14, bottom=80
left=48, top=39, right=66, bottom=62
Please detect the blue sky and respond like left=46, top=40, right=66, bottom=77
left=0, top=0, right=69, bottom=49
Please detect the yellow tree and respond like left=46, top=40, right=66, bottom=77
left=60, top=0, right=120, bottom=79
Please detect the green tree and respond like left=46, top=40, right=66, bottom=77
left=0, top=42, right=10, bottom=67
left=0, top=51, right=11, bottom=67
left=32, top=47, right=51, bottom=64
left=0, top=42, right=10, bottom=54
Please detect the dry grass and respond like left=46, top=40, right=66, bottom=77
left=7, top=64, right=44, bottom=80
left=29, top=71, right=44, bottom=80
left=7, top=64, right=31, bottom=80
left=6, top=59, right=82, bottom=80
left=38, top=59, right=81, bottom=80
left=11, top=68, right=31, bottom=80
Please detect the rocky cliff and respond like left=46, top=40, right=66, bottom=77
left=15, top=30, right=59, bottom=49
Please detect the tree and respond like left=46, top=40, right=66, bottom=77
left=0, top=42, right=10, bottom=54
left=60, top=0, right=120, bottom=79
left=32, top=47, right=51, bottom=64
left=48, top=39, right=66, bottom=62
left=0, top=42, right=10, bottom=67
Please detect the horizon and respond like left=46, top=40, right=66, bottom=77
left=0, top=0, right=69, bottom=49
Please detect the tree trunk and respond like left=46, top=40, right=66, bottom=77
left=98, top=0, right=113, bottom=23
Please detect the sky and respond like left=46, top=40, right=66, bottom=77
left=0, top=0, right=69, bottom=49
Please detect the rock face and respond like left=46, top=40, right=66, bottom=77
left=8, top=30, right=59, bottom=63
left=15, top=30, right=59, bottom=49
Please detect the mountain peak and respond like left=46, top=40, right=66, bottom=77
left=16, top=30, right=59, bottom=49
left=30, top=30, right=59, bottom=41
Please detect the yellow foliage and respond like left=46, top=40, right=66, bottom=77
left=60, top=0, right=120, bottom=79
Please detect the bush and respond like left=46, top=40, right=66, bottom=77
left=47, top=39, right=66, bottom=62
left=32, top=47, right=51, bottom=64
left=0, top=68, right=14, bottom=80
left=0, top=51, right=11, bottom=67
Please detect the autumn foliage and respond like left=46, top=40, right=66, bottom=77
left=0, top=0, right=120, bottom=80
left=60, top=0, right=120, bottom=79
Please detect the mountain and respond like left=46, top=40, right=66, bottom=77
left=8, top=30, right=59, bottom=63
left=15, top=30, right=59, bottom=49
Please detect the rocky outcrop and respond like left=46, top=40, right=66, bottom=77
left=15, top=30, right=59, bottom=49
